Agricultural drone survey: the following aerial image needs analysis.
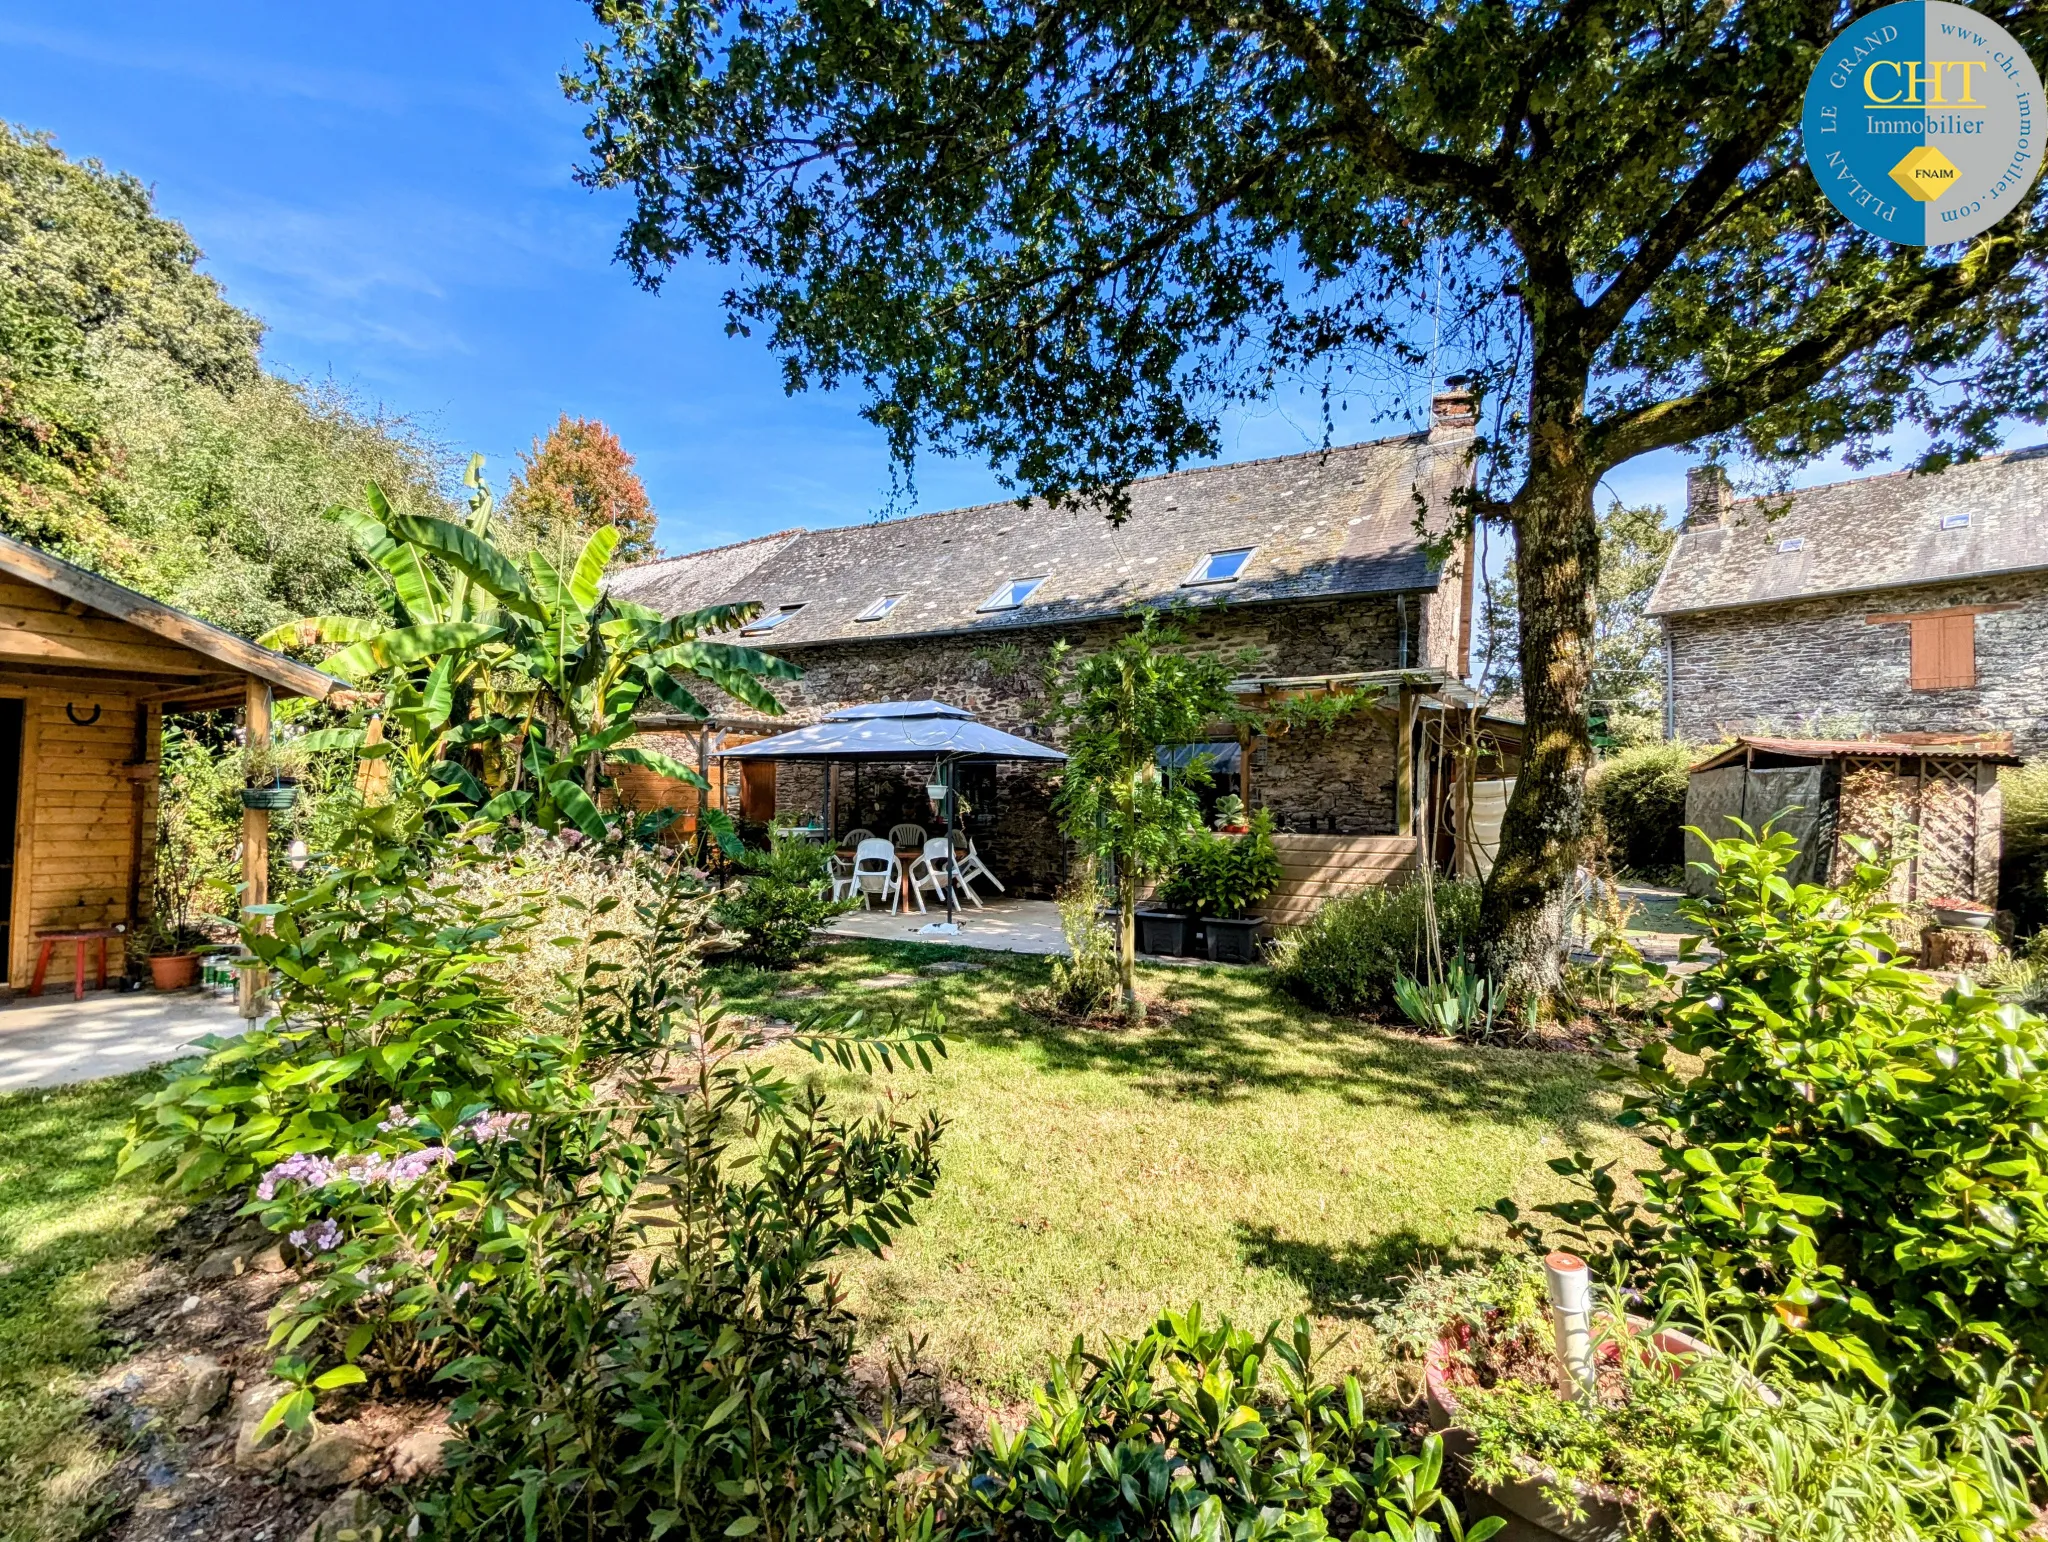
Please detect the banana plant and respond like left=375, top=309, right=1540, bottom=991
left=263, top=460, right=795, bottom=851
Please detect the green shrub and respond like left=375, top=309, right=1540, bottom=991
left=1041, top=873, right=1122, bottom=1020
left=1456, top=1312, right=2042, bottom=1541
left=1508, top=823, right=2048, bottom=1412
left=960, top=1308, right=1502, bottom=1542
left=2001, top=762, right=2048, bottom=937
left=711, top=835, right=848, bottom=968
left=1269, top=877, right=1481, bottom=1017
left=1156, top=809, right=1282, bottom=919
left=248, top=874, right=949, bottom=1540
left=121, top=814, right=552, bottom=1196
left=1586, top=740, right=1693, bottom=881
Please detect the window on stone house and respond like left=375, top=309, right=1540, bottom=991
left=741, top=603, right=804, bottom=636
left=979, top=576, right=1046, bottom=612
left=855, top=594, right=903, bottom=622
left=1185, top=547, right=1255, bottom=585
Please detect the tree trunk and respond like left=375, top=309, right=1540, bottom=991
left=1478, top=422, right=1601, bottom=1007
left=1118, top=885, right=1139, bottom=1020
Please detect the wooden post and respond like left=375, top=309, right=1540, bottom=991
left=242, top=676, right=272, bottom=926
left=1238, top=730, right=1253, bottom=810
left=1394, top=686, right=1417, bottom=840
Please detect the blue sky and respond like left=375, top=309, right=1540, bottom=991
left=0, top=3, right=1993, bottom=556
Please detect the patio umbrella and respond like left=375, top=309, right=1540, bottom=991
left=717, top=700, right=1065, bottom=924
left=716, top=699, right=1066, bottom=762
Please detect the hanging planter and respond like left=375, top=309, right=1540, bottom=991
left=241, top=784, right=298, bottom=812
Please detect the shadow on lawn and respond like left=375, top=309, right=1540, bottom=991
left=713, top=941, right=1624, bottom=1149
left=1233, top=1223, right=1507, bottom=1319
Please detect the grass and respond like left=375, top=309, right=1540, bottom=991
left=710, top=940, right=1640, bottom=1400
left=0, top=1073, right=174, bottom=1542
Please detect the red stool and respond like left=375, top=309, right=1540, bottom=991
left=30, top=928, right=119, bottom=1000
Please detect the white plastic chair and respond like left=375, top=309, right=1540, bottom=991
left=909, top=837, right=978, bottom=910
left=841, top=827, right=875, bottom=849
left=852, top=838, right=902, bottom=910
left=827, top=853, right=859, bottom=904
left=888, top=822, right=928, bottom=851
left=951, top=835, right=1004, bottom=897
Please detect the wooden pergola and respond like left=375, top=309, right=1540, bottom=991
left=0, top=534, right=343, bottom=987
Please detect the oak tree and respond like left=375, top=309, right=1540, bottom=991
left=572, top=0, right=2048, bottom=994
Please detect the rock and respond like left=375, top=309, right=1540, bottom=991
left=251, top=1244, right=289, bottom=1274
left=194, top=1243, right=254, bottom=1281
left=232, top=1380, right=307, bottom=1472
left=294, top=1488, right=387, bottom=1542
left=920, top=960, right=985, bottom=975
left=287, top=1423, right=379, bottom=1491
left=177, top=1354, right=231, bottom=1427
left=855, top=973, right=920, bottom=990
left=176, top=1294, right=201, bottom=1315
left=388, top=1416, right=456, bottom=1482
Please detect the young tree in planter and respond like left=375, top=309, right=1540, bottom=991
left=1051, top=612, right=1235, bottom=1018
left=572, top=0, right=2048, bottom=1000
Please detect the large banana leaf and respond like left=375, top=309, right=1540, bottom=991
left=548, top=779, right=608, bottom=840
left=525, top=549, right=571, bottom=614
left=658, top=643, right=794, bottom=716
left=359, top=489, right=446, bottom=623
left=384, top=511, right=542, bottom=621
left=699, top=806, right=743, bottom=857
left=608, top=744, right=709, bottom=790
left=290, top=727, right=368, bottom=754
left=627, top=660, right=710, bottom=720
left=253, top=615, right=388, bottom=652
left=568, top=718, right=639, bottom=760
left=323, top=622, right=504, bottom=683
left=670, top=638, right=803, bottom=680
left=568, top=525, right=619, bottom=610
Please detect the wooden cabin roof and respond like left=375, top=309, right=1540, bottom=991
left=1691, top=733, right=2022, bottom=772
left=0, top=533, right=344, bottom=706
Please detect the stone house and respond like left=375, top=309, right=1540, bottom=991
left=1650, top=449, right=2048, bottom=756
left=609, top=394, right=1502, bottom=900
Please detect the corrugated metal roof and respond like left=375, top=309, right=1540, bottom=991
left=1692, top=733, right=2022, bottom=771
left=1648, top=446, right=2048, bottom=617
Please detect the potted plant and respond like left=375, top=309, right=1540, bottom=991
left=240, top=739, right=304, bottom=811
left=1163, top=810, right=1281, bottom=963
left=1212, top=793, right=1249, bottom=834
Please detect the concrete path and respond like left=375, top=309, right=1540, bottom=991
left=0, top=989, right=248, bottom=1092
left=821, top=897, right=1070, bottom=955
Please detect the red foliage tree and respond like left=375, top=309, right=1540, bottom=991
left=505, top=414, right=658, bottom=563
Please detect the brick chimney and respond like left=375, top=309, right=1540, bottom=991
left=1429, top=377, right=1477, bottom=440
left=1685, top=464, right=1733, bottom=530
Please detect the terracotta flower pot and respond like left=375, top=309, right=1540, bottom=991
left=149, top=953, right=200, bottom=991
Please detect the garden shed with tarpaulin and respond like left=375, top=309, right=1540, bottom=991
left=1683, top=734, right=2020, bottom=907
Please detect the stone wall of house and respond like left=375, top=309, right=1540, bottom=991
left=619, top=591, right=1445, bottom=895
left=1667, top=572, right=2048, bottom=756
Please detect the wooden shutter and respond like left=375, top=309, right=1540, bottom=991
left=1908, top=613, right=1976, bottom=689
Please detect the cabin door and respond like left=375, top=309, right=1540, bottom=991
left=0, top=699, right=22, bottom=974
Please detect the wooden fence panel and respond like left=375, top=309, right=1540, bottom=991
left=1263, top=833, right=1417, bottom=925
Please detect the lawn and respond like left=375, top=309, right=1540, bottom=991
left=708, top=940, right=1640, bottom=1400
left=0, top=1073, right=174, bottom=1542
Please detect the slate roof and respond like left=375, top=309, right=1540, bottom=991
left=609, top=432, right=1471, bottom=648
left=607, top=529, right=804, bottom=618
left=1693, top=734, right=2021, bottom=769
left=1648, top=445, right=2048, bottom=617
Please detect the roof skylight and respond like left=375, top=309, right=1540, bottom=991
left=978, top=576, right=1046, bottom=612
left=1941, top=512, right=1971, bottom=530
left=741, top=603, right=804, bottom=636
left=856, top=594, right=904, bottom=622
left=1185, top=547, right=1255, bottom=585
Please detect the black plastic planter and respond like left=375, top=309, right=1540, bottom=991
left=240, top=784, right=298, bottom=812
left=1204, top=916, right=1264, bottom=964
left=1135, top=910, right=1192, bottom=956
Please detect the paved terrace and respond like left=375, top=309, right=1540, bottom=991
left=0, top=989, right=247, bottom=1092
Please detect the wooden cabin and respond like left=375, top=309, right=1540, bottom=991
left=0, top=534, right=340, bottom=988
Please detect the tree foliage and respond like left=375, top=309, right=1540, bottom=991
left=571, top=0, right=2048, bottom=997
left=0, top=123, right=448, bottom=632
left=504, top=412, right=660, bottom=565
left=1050, top=612, right=1235, bottom=1017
